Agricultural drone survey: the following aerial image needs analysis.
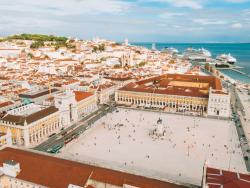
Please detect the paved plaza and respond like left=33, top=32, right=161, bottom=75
left=59, top=108, right=246, bottom=186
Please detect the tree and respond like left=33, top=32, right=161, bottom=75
left=99, top=44, right=105, bottom=51
left=92, top=46, right=98, bottom=52
left=27, top=53, right=34, bottom=59
left=7, top=34, right=68, bottom=42
left=139, top=62, right=146, bottom=67
left=114, top=64, right=121, bottom=69
left=92, top=44, right=105, bottom=52
left=30, top=41, right=44, bottom=49
left=169, top=59, right=175, bottom=64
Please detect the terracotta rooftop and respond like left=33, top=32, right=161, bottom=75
left=1, top=106, right=58, bottom=125
left=91, top=83, right=114, bottom=91
left=211, top=90, right=228, bottom=95
left=104, top=75, right=133, bottom=81
left=19, top=89, right=58, bottom=99
left=0, top=147, right=187, bottom=188
left=205, top=167, right=250, bottom=188
left=74, top=91, right=93, bottom=102
left=0, top=101, right=13, bottom=109
left=119, top=74, right=222, bottom=98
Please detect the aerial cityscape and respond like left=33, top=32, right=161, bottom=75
left=0, top=1, right=250, bottom=188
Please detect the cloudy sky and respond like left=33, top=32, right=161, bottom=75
left=0, top=0, right=250, bottom=42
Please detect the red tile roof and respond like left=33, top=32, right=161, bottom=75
left=119, top=74, right=222, bottom=98
left=0, top=101, right=13, bottom=108
left=205, top=167, right=250, bottom=188
left=0, top=147, right=186, bottom=188
left=1, top=106, right=58, bottom=125
left=211, top=90, right=228, bottom=95
left=86, top=185, right=95, bottom=188
left=74, top=91, right=93, bottom=102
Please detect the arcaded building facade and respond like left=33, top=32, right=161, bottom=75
left=0, top=103, right=60, bottom=147
left=115, top=74, right=230, bottom=117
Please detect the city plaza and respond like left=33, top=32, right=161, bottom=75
left=59, top=107, right=246, bottom=186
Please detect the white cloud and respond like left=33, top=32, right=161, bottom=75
left=193, top=19, right=228, bottom=25
left=0, top=0, right=132, bottom=15
left=159, top=12, right=185, bottom=18
left=242, top=9, right=250, bottom=15
left=186, top=27, right=204, bottom=31
left=0, top=0, right=249, bottom=42
left=146, top=0, right=203, bottom=9
left=225, top=0, right=250, bottom=3
left=167, top=0, right=203, bottom=9
left=174, top=25, right=204, bottom=31
left=231, top=23, right=243, bottom=28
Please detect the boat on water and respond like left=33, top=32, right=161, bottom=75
left=184, top=48, right=211, bottom=57
left=183, top=48, right=212, bottom=63
left=199, top=48, right=212, bottom=57
left=162, top=47, right=179, bottom=54
left=216, top=53, right=237, bottom=64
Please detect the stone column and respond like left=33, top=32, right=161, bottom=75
left=23, top=128, right=30, bottom=147
left=6, top=128, right=12, bottom=146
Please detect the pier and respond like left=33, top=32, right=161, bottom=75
left=231, top=68, right=246, bottom=75
left=217, top=67, right=250, bottom=80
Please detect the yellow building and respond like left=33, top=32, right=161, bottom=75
left=0, top=130, right=12, bottom=147
left=115, top=74, right=229, bottom=116
left=90, top=82, right=115, bottom=104
left=74, top=91, right=98, bottom=118
left=0, top=103, right=60, bottom=147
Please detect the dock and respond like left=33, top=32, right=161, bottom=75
left=216, top=67, right=248, bottom=76
left=231, top=68, right=246, bottom=75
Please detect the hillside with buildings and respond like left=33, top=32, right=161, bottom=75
left=0, top=34, right=249, bottom=188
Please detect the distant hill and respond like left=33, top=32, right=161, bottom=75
left=6, top=34, right=67, bottom=42
left=0, top=34, right=74, bottom=49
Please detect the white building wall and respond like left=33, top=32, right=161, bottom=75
left=99, top=86, right=115, bottom=104
left=87, top=179, right=121, bottom=188
left=3, top=176, right=47, bottom=188
left=54, top=90, right=78, bottom=128
left=207, top=88, right=231, bottom=118
left=77, top=95, right=97, bottom=118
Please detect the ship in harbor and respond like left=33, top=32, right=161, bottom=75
left=216, top=53, right=237, bottom=64
left=183, top=48, right=212, bottom=62
left=162, top=47, right=179, bottom=54
left=184, top=48, right=212, bottom=57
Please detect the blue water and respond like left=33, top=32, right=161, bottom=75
left=131, top=43, right=250, bottom=83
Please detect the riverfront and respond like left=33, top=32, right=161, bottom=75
left=132, top=43, right=250, bottom=83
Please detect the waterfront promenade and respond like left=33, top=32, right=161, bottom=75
left=230, top=85, right=250, bottom=171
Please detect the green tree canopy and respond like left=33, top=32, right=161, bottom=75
left=7, top=34, right=67, bottom=42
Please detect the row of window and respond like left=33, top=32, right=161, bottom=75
left=210, top=98, right=228, bottom=103
left=118, top=98, right=206, bottom=105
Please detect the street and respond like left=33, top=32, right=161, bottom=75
left=230, top=84, right=250, bottom=171
left=33, top=103, right=115, bottom=152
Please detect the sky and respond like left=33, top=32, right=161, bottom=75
left=0, top=0, right=250, bottom=42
